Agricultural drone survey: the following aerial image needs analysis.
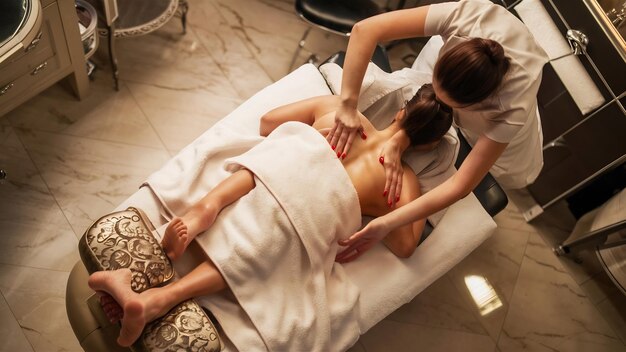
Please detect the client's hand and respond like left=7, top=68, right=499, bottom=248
left=379, top=138, right=404, bottom=207
left=327, top=106, right=366, bottom=159
left=335, top=219, right=389, bottom=263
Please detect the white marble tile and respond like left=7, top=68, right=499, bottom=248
left=16, top=128, right=169, bottom=171
left=497, top=232, right=624, bottom=351
left=0, top=128, right=69, bottom=228
left=112, top=20, right=241, bottom=100
left=0, top=265, right=82, bottom=352
left=448, top=226, right=530, bottom=341
left=0, top=220, right=78, bottom=272
left=580, top=270, right=622, bottom=305
left=16, top=129, right=169, bottom=236
left=139, top=103, right=229, bottom=153
left=0, top=294, right=34, bottom=352
left=360, top=319, right=495, bottom=352
left=213, top=0, right=304, bottom=75
left=125, top=81, right=242, bottom=125
left=596, top=291, right=626, bottom=346
left=125, top=82, right=241, bottom=153
left=6, top=76, right=163, bottom=149
left=186, top=1, right=274, bottom=98
left=531, top=203, right=606, bottom=286
left=387, top=274, right=488, bottom=336
left=212, top=0, right=347, bottom=80
left=493, top=200, right=541, bottom=233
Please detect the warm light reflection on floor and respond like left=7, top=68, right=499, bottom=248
left=464, top=275, right=503, bottom=316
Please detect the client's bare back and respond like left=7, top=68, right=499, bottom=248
left=312, top=111, right=415, bottom=218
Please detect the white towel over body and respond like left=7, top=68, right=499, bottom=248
left=195, top=122, right=363, bottom=351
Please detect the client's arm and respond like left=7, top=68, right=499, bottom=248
left=337, top=164, right=424, bottom=262
left=259, top=95, right=339, bottom=136
left=381, top=166, right=425, bottom=258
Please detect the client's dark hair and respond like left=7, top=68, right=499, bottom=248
left=433, top=38, right=511, bottom=105
left=401, top=83, right=453, bottom=146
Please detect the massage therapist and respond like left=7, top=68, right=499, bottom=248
left=334, top=0, right=549, bottom=262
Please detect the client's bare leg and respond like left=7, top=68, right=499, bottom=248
left=162, top=169, right=256, bottom=260
left=88, top=258, right=227, bottom=347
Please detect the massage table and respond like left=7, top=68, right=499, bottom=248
left=66, top=48, right=503, bottom=351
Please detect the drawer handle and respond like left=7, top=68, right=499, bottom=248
left=25, top=31, right=43, bottom=53
left=0, top=83, right=14, bottom=96
left=31, top=62, right=48, bottom=76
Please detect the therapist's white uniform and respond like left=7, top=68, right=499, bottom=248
left=419, top=0, right=549, bottom=189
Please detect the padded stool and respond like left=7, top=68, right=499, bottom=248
left=66, top=261, right=131, bottom=352
left=290, top=0, right=383, bottom=70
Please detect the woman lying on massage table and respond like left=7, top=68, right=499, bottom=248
left=88, top=84, right=452, bottom=347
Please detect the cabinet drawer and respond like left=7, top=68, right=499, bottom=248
left=528, top=141, right=591, bottom=205
left=0, top=56, right=61, bottom=105
left=0, top=1, right=70, bottom=86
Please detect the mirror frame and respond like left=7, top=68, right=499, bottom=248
left=582, top=0, right=626, bottom=62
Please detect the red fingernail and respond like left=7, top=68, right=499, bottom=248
left=362, top=132, right=367, bottom=140
left=388, top=201, right=392, bottom=207
left=342, top=153, right=346, bottom=159
left=332, top=145, right=336, bottom=150
left=337, top=152, right=341, bottom=158
left=396, top=196, right=400, bottom=202
left=379, top=156, right=384, bottom=164
left=383, top=190, right=388, bottom=197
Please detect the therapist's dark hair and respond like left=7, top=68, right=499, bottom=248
left=433, top=38, right=511, bottom=105
left=402, top=83, right=453, bottom=146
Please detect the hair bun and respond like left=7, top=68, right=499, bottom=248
left=480, top=39, right=509, bottom=70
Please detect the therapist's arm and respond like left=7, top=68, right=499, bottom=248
left=333, top=6, right=431, bottom=203
left=340, top=6, right=431, bottom=111
left=336, top=135, right=508, bottom=262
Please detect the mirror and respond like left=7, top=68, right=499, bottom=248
left=584, top=0, right=626, bottom=62
left=0, top=0, right=31, bottom=48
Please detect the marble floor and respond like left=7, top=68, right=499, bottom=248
left=1, top=0, right=625, bottom=351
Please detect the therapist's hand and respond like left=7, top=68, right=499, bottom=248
left=327, top=106, right=366, bottom=159
left=335, top=218, right=390, bottom=263
left=379, top=137, right=404, bottom=207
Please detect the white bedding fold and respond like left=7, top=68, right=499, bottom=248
left=195, top=122, right=363, bottom=351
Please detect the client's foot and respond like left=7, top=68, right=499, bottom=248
left=88, top=270, right=150, bottom=347
left=162, top=217, right=189, bottom=261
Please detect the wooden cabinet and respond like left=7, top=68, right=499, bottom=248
left=0, top=0, right=89, bottom=117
